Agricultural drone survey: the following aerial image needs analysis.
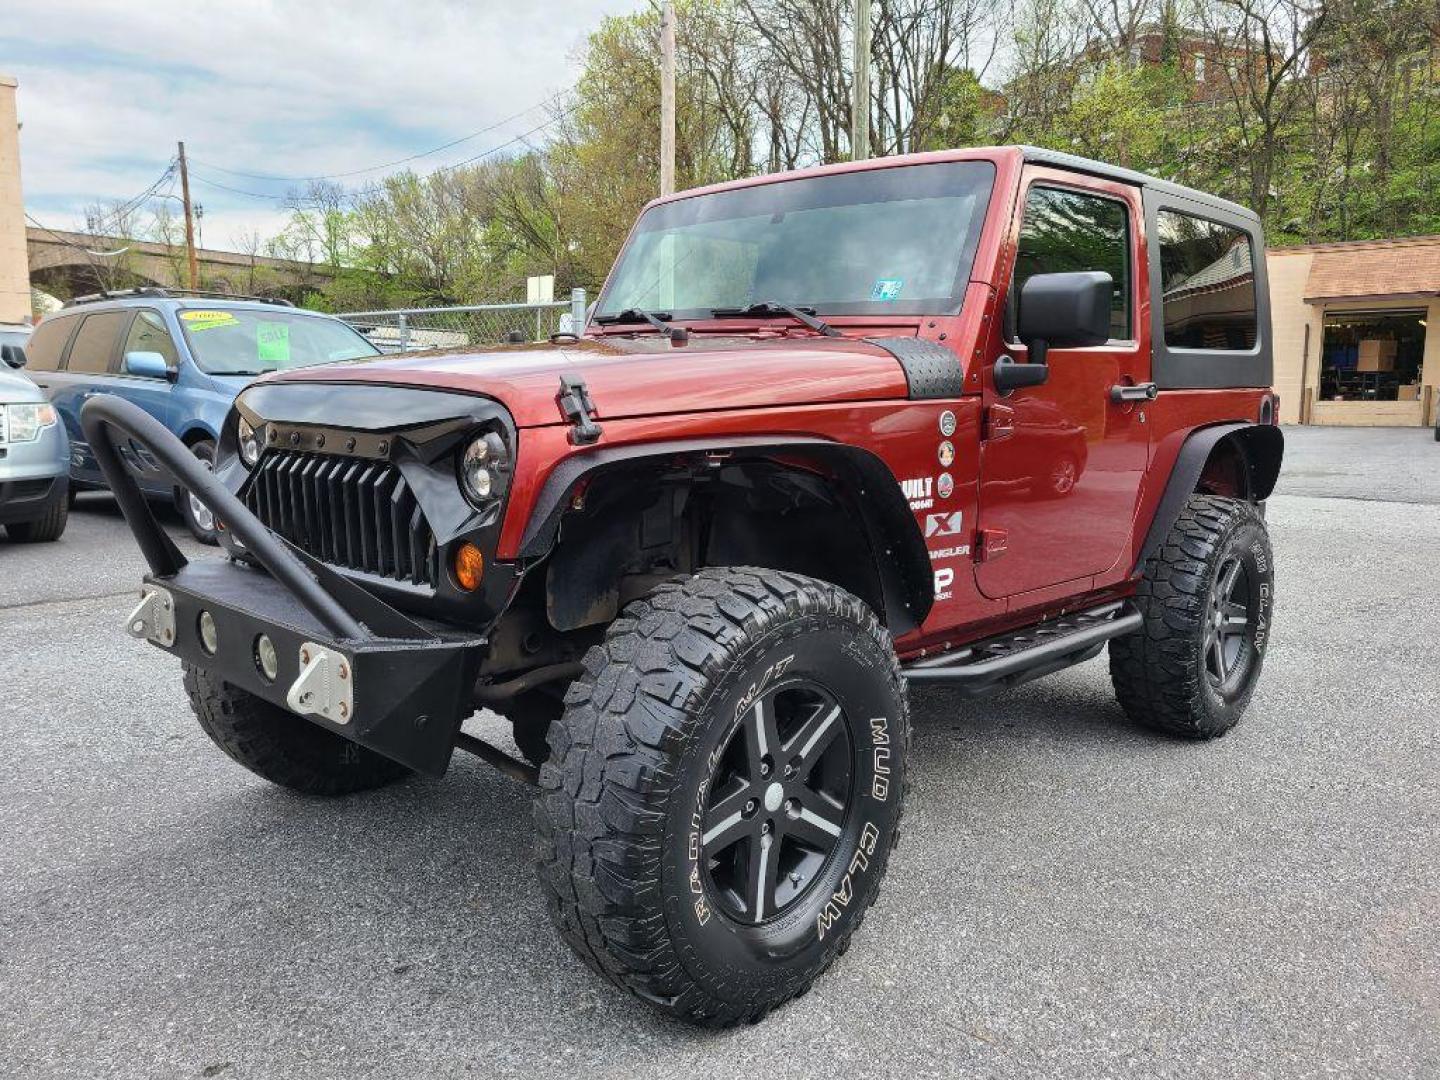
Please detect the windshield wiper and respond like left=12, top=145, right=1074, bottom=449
left=593, top=307, right=688, bottom=344
left=709, top=302, right=841, bottom=337
left=595, top=307, right=672, bottom=332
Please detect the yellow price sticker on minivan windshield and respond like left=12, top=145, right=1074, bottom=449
left=180, top=310, right=239, bottom=332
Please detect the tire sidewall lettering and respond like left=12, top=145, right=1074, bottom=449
left=665, top=618, right=904, bottom=985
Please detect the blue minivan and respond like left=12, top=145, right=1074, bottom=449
left=24, top=290, right=380, bottom=542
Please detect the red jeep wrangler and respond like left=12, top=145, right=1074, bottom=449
left=88, top=145, right=1282, bottom=1026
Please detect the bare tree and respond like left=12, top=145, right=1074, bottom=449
left=739, top=0, right=853, bottom=162
left=1193, top=0, right=1327, bottom=218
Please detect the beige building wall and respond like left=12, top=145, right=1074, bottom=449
left=0, top=75, right=29, bottom=324
left=1266, top=249, right=1313, bottom=424
left=1267, top=246, right=1440, bottom=427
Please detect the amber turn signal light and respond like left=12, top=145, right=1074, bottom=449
left=453, top=542, right=485, bottom=591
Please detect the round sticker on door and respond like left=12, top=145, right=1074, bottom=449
left=938, top=410, right=957, bottom=438
left=938, top=440, right=955, bottom=467
left=937, top=472, right=954, bottom=498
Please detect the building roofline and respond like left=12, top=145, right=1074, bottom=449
left=1269, top=234, right=1440, bottom=255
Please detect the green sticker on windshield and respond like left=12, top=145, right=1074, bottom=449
left=256, top=322, right=290, bottom=364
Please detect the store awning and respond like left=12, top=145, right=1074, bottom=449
left=1304, top=240, right=1440, bottom=303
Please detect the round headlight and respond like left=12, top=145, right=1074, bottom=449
left=238, top=417, right=262, bottom=468
left=459, top=432, right=507, bottom=506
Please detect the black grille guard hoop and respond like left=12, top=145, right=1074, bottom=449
left=81, top=394, right=374, bottom=642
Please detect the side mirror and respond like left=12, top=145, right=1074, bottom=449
left=1, top=344, right=24, bottom=369
left=1017, top=270, right=1113, bottom=361
left=995, top=271, right=1113, bottom=396
left=124, top=351, right=171, bottom=379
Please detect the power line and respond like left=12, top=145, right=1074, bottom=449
left=187, top=107, right=575, bottom=207
left=82, top=159, right=178, bottom=230
left=189, top=96, right=563, bottom=184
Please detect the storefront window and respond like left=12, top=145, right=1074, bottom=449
left=1319, top=310, right=1426, bottom=402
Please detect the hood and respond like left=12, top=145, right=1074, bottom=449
left=260, top=335, right=914, bottom=427
left=0, top=367, right=43, bottom=404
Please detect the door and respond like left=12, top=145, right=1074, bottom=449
left=105, top=309, right=181, bottom=495
left=976, top=171, right=1151, bottom=599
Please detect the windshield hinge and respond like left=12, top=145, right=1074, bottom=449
left=556, top=374, right=603, bottom=446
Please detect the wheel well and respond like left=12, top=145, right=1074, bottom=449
left=180, top=427, right=215, bottom=448
left=531, top=450, right=929, bottom=639
left=1200, top=426, right=1283, bottom=503
left=1198, top=439, right=1249, bottom=500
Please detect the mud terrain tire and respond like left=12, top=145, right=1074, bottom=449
left=535, top=567, right=909, bottom=1026
left=184, top=664, right=408, bottom=795
left=1110, top=495, right=1274, bottom=738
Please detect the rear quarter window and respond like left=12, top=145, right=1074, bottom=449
left=1156, top=210, right=1257, bottom=350
left=66, top=311, right=131, bottom=374
left=25, top=317, right=76, bottom=372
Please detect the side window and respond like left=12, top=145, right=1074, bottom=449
left=122, top=310, right=180, bottom=369
left=66, top=312, right=130, bottom=374
left=1014, top=185, right=1131, bottom=340
left=24, top=317, right=75, bottom=372
left=1155, top=210, right=1257, bottom=350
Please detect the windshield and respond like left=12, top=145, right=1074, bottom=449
left=597, top=160, right=995, bottom=321
left=176, top=309, right=379, bottom=375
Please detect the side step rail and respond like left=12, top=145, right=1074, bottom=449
left=903, top=600, right=1142, bottom=696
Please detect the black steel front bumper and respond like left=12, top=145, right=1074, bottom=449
left=81, top=395, right=485, bottom=777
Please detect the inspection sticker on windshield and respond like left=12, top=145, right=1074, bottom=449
left=257, top=322, right=291, bottom=364
left=180, top=310, right=238, bottom=332
left=871, top=278, right=903, bottom=301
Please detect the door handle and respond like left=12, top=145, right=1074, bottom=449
left=1110, top=382, right=1158, bottom=404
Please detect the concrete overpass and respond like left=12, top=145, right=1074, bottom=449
left=26, top=226, right=337, bottom=301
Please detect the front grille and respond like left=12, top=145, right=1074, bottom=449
left=242, top=450, right=440, bottom=588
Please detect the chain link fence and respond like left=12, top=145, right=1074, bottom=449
left=339, top=289, right=588, bottom=352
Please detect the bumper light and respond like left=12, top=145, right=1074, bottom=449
left=255, top=633, right=279, bottom=682
left=198, top=610, right=219, bottom=655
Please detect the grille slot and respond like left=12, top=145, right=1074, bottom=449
left=242, top=449, right=439, bottom=588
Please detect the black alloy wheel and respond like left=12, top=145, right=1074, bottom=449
left=699, top=680, right=853, bottom=924
left=1204, top=554, right=1256, bottom=692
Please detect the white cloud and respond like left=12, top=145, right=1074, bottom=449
left=8, top=0, right=647, bottom=244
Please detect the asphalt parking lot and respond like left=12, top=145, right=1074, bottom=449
left=2, top=425, right=1437, bottom=1080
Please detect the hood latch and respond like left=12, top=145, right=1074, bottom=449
left=556, top=374, right=603, bottom=445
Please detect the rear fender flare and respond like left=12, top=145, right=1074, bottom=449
left=517, top=436, right=934, bottom=634
left=1135, top=422, right=1283, bottom=571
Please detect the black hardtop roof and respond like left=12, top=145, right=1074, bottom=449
left=1019, top=145, right=1259, bottom=222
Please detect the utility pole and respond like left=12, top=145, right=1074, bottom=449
left=177, top=140, right=199, bottom=289
left=851, top=0, right=872, bottom=161
left=659, top=1, right=676, bottom=196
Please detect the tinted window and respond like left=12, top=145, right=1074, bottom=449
left=1015, top=186, right=1131, bottom=339
left=25, top=318, right=75, bottom=372
left=67, top=312, right=129, bottom=373
left=1156, top=210, right=1257, bottom=350
left=122, top=309, right=180, bottom=368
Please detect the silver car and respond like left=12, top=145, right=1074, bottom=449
left=0, top=364, right=69, bottom=541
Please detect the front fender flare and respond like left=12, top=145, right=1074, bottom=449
left=516, top=436, right=934, bottom=635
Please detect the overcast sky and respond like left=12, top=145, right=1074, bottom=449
left=4, top=0, right=647, bottom=249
